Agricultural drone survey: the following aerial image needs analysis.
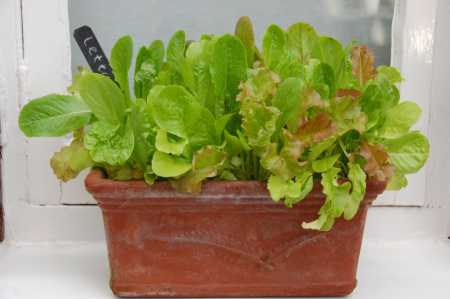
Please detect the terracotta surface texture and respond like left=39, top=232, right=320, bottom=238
left=85, top=169, right=386, bottom=298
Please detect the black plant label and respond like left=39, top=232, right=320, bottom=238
left=73, top=25, right=114, bottom=79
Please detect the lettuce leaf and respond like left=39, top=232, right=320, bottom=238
left=50, top=130, right=93, bottom=181
left=272, top=77, right=307, bottom=134
left=84, top=119, right=134, bottom=165
left=312, top=37, right=348, bottom=87
left=287, top=22, right=318, bottom=63
left=312, top=154, right=340, bottom=173
left=78, top=73, right=127, bottom=125
left=167, top=30, right=195, bottom=91
left=130, top=99, right=155, bottom=169
left=134, top=40, right=165, bottom=99
left=19, top=94, right=91, bottom=137
left=344, top=163, right=366, bottom=220
left=155, top=129, right=188, bottom=155
left=386, top=169, right=408, bottom=190
left=186, top=37, right=219, bottom=115
left=148, top=85, right=217, bottom=150
left=263, top=24, right=287, bottom=70
left=351, top=45, right=377, bottom=87
left=383, top=132, right=429, bottom=174
left=111, top=35, right=133, bottom=100
left=240, top=99, right=280, bottom=148
left=211, top=34, right=248, bottom=113
left=377, top=101, right=421, bottom=138
left=172, top=146, right=227, bottom=193
left=377, top=66, right=403, bottom=84
left=268, top=171, right=313, bottom=207
left=235, top=16, right=256, bottom=66
left=302, top=167, right=351, bottom=231
left=151, top=150, right=192, bottom=178
left=357, top=142, right=393, bottom=181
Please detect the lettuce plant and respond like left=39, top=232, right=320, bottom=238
left=18, top=17, right=429, bottom=231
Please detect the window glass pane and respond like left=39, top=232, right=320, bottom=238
left=69, top=0, right=394, bottom=73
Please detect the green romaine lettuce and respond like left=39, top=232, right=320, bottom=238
left=111, top=35, right=133, bottom=100
left=19, top=94, right=91, bottom=137
left=78, top=73, right=127, bottom=125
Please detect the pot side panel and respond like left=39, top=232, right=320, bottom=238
left=86, top=170, right=382, bottom=297
left=100, top=202, right=368, bottom=297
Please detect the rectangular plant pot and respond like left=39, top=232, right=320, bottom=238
left=85, top=169, right=385, bottom=298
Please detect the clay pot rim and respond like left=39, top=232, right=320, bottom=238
left=85, top=168, right=386, bottom=202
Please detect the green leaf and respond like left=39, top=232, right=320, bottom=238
left=151, top=150, right=192, bottom=177
left=285, top=172, right=314, bottom=208
left=237, top=67, right=280, bottom=103
left=272, top=77, right=306, bottom=134
left=50, top=131, right=93, bottom=181
left=361, top=78, right=400, bottom=129
left=148, top=85, right=216, bottom=150
left=273, top=50, right=304, bottom=80
left=310, top=62, right=336, bottom=99
left=262, top=24, right=287, bottom=69
left=111, top=35, right=133, bottom=100
left=167, top=30, right=195, bottom=91
left=84, top=119, right=134, bottom=165
left=287, top=22, right=319, bottom=63
left=211, top=34, right=248, bottom=114
left=78, top=73, right=127, bottom=125
left=235, top=16, right=256, bottom=66
left=312, top=154, right=340, bottom=173
left=329, top=96, right=367, bottom=133
left=383, top=132, right=429, bottom=174
left=130, top=99, right=155, bottom=169
left=268, top=172, right=313, bottom=207
left=19, top=94, right=91, bottom=137
left=134, top=40, right=165, bottom=99
left=172, top=146, right=227, bottom=193
left=307, top=137, right=337, bottom=161
left=167, top=31, right=186, bottom=65
left=215, top=113, right=234, bottom=141
left=378, top=101, right=421, bottom=138
left=224, top=130, right=243, bottom=156
left=377, top=66, right=403, bottom=84
left=260, top=131, right=305, bottom=180
left=144, top=166, right=156, bottom=185
left=302, top=167, right=351, bottom=231
left=155, top=129, right=188, bottom=155
left=344, top=163, right=367, bottom=220
left=68, top=67, right=91, bottom=95
left=311, top=36, right=347, bottom=86
left=386, top=170, right=408, bottom=190
left=240, top=99, right=280, bottom=148
left=185, top=37, right=219, bottom=114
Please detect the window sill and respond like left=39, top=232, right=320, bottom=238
left=0, top=208, right=450, bottom=299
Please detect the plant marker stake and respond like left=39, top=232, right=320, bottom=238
left=73, top=25, right=114, bottom=80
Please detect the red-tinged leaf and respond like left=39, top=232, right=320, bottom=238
left=287, top=89, right=327, bottom=132
left=329, top=96, right=367, bottom=133
left=297, top=112, right=337, bottom=145
left=351, top=45, right=377, bottom=86
left=335, top=88, right=362, bottom=98
left=357, top=142, right=394, bottom=181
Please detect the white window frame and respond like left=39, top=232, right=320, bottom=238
left=1, top=0, right=448, bottom=242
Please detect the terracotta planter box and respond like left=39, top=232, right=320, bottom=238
left=86, top=169, right=386, bottom=298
